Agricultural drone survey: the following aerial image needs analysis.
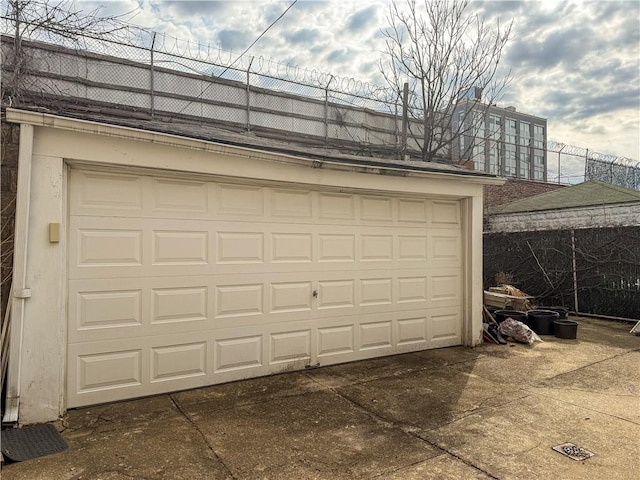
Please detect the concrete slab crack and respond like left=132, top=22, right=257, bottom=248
left=322, top=383, right=501, bottom=480
left=523, top=388, right=640, bottom=426
left=168, top=394, right=237, bottom=479
left=405, top=431, right=501, bottom=480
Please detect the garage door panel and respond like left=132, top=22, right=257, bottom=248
left=398, top=234, right=428, bottom=261
left=150, top=177, right=209, bottom=215
left=317, top=324, right=355, bottom=358
left=216, top=183, right=265, bottom=218
left=427, top=269, right=463, bottom=308
left=360, top=234, right=394, bottom=262
left=428, top=307, right=463, bottom=347
left=398, top=198, right=428, bottom=224
left=397, top=316, right=428, bottom=347
left=270, top=281, right=313, bottom=313
left=73, top=288, right=144, bottom=332
left=318, top=192, right=356, bottom=221
left=214, top=334, right=263, bottom=373
left=271, top=233, right=313, bottom=263
left=151, top=341, right=208, bottom=383
left=152, top=230, right=209, bottom=265
left=269, top=329, right=312, bottom=365
left=269, top=188, right=314, bottom=219
left=360, top=195, right=394, bottom=222
left=360, top=277, right=393, bottom=306
left=215, top=283, right=264, bottom=318
left=397, top=276, right=428, bottom=304
left=76, top=349, right=143, bottom=393
left=359, top=320, right=393, bottom=351
left=75, top=227, right=144, bottom=268
left=429, top=230, right=462, bottom=267
left=152, top=286, right=209, bottom=324
left=68, top=168, right=464, bottom=408
left=318, top=233, right=356, bottom=263
left=430, top=199, right=461, bottom=227
left=70, top=169, right=145, bottom=216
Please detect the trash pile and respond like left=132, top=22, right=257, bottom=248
left=482, top=304, right=542, bottom=346
left=482, top=283, right=575, bottom=345
left=483, top=281, right=538, bottom=346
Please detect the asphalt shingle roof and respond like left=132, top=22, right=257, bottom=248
left=489, top=180, right=640, bottom=214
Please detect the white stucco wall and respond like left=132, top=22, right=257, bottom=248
left=486, top=203, right=640, bottom=233
left=6, top=109, right=499, bottom=424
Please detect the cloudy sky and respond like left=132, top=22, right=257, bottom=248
left=81, top=0, right=639, bottom=181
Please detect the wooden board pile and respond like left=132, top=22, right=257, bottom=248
left=483, top=284, right=535, bottom=311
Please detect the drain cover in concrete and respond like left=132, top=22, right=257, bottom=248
left=552, top=443, right=594, bottom=461
left=1, top=424, right=68, bottom=462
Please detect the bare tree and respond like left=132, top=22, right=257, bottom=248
left=1, top=0, right=131, bottom=103
left=379, top=0, right=512, bottom=162
left=0, top=0, right=132, bottom=328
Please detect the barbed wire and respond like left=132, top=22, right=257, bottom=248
left=0, top=15, right=398, bottom=106
left=548, top=139, right=637, bottom=166
left=1, top=15, right=636, bottom=169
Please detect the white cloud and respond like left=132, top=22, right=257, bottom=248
left=80, top=0, right=640, bottom=173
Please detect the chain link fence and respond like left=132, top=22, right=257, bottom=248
left=585, top=157, right=640, bottom=190
left=1, top=19, right=416, bottom=157
left=3, top=19, right=638, bottom=173
left=484, top=226, right=640, bottom=319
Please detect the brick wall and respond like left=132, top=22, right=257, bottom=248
left=1, top=122, right=19, bottom=318
left=484, top=178, right=566, bottom=210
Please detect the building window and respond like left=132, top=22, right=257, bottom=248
left=533, top=149, right=544, bottom=180
left=533, top=124, right=545, bottom=149
left=458, top=110, right=466, bottom=132
left=489, top=140, right=499, bottom=174
left=505, top=118, right=516, bottom=145
left=505, top=143, right=516, bottom=176
left=519, top=150, right=531, bottom=179
left=473, top=144, right=485, bottom=172
left=519, top=122, right=531, bottom=146
left=519, top=122, right=531, bottom=179
left=489, top=115, right=502, bottom=139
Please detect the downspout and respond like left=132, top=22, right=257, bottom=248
left=3, top=123, right=34, bottom=424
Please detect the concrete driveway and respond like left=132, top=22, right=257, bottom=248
left=2, top=317, right=639, bottom=479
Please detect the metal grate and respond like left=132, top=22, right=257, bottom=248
left=552, top=443, right=594, bottom=461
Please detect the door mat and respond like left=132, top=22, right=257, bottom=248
left=552, top=443, right=594, bottom=461
left=1, top=424, right=68, bottom=462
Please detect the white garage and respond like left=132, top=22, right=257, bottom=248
left=5, top=109, right=498, bottom=424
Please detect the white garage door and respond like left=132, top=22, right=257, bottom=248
left=67, top=168, right=463, bottom=408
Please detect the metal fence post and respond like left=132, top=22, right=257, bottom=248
left=150, top=31, right=156, bottom=118
left=246, top=57, right=254, bottom=132
left=571, top=229, right=579, bottom=312
left=324, top=75, right=334, bottom=143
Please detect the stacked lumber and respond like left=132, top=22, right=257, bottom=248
left=484, top=284, right=535, bottom=311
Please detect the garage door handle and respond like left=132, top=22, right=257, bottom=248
left=313, top=290, right=318, bottom=298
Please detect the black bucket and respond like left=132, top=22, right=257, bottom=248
left=494, top=309, right=528, bottom=324
left=527, top=309, right=560, bottom=335
left=554, top=320, right=578, bottom=339
left=542, top=306, right=569, bottom=319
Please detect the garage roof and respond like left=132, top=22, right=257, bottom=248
left=10, top=106, right=499, bottom=181
left=489, top=180, right=640, bottom=214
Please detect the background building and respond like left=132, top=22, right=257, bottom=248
left=453, top=98, right=548, bottom=181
